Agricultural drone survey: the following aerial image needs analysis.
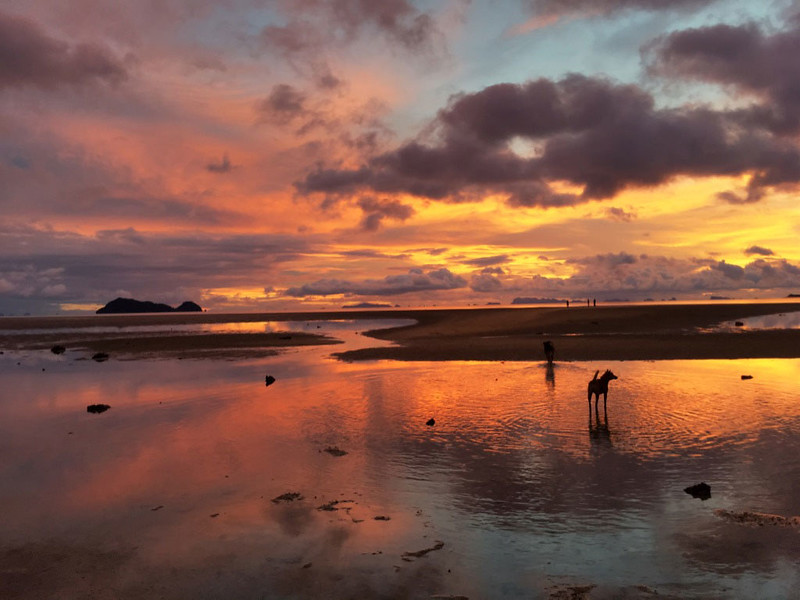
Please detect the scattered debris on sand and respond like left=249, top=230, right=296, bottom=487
left=271, top=492, right=303, bottom=504
left=265, top=375, right=276, bottom=386
left=86, top=404, right=111, bottom=414
left=317, top=499, right=354, bottom=511
left=401, top=541, right=444, bottom=560
left=91, top=352, right=109, bottom=362
left=684, top=482, right=711, bottom=500
left=741, top=374, right=753, bottom=380
left=324, top=446, right=348, bottom=457
left=50, top=345, right=66, bottom=355
left=548, top=584, right=597, bottom=599
left=715, top=509, right=800, bottom=528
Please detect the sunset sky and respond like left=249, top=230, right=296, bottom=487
left=2, top=0, right=800, bottom=314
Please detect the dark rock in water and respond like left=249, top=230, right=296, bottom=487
left=96, top=297, right=202, bottom=314
left=734, top=321, right=744, bottom=327
left=741, top=374, right=753, bottom=380
left=426, top=418, right=435, bottom=426
left=684, top=482, right=711, bottom=500
left=91, top=352, right=109, bottom=362
left=87, top=404, right=111, bottom=414
left=51, top=345, right=66, bottom=355
left=265, top=375, right=276, bottom=386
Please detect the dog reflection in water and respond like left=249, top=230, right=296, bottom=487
left=543, top=340, right=556, bottom=387
left=587, top=369, right=617, bottom=411
left=589, top=406, right=612, bottom=448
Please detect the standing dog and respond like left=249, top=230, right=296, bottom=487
left=587, top=369, right=618, bottom=410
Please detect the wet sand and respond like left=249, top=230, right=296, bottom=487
left=2, top=302, right=799, bottom=361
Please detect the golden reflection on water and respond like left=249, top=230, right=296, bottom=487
left=2, top=346, right=800, bottom=598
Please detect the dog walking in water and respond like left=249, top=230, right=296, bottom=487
left=587, top=369, right=618, bottom=410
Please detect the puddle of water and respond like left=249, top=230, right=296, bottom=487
left=1, top=346, right=799, bottom=598
left=715, top=310, right=800, bottom=331
left=0, top=318, right=415, bottom=337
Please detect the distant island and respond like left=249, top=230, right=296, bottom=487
left=511, top=297, right=563, bottom=305
left=96, top=297, right=203, bottom=314
left=341, top=302, right=393, bottom=309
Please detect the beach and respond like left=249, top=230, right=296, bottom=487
left=2, top=301, right=799, bottom=361
left=2, top=302, right=800, bottom=599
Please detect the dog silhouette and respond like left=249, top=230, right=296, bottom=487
left=587, top=369, right=617, bottom=410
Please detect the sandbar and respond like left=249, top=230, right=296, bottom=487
left=1, top=302, right=799, bottom=361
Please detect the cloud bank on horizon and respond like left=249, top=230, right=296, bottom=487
left=1, top=0, right=799, bottom=314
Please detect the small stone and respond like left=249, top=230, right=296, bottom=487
left=741, top=375, right=753, bottom=380
left=265, top=375, right=276, bottom=386
left=684, top=482, right=711, bottom=500
left=51, top=345, right=66, bottom=355
left=86, top=404, right=111, bottom=414
left=91, top=352, right=109, bottom=362
left=426, top=418, right=435, bottom=426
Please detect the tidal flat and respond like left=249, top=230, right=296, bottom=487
left=1, top=306, right=800, bottom=599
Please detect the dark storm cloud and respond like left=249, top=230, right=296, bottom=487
left=646, top=21, right=800, bottom=135
left=0, top=11, right=127, bottom=90
left=283, top=267, right=467, bottom=297
left=356, top=196, right=415, bottom=231
left=523, top=0, right=715, bottom=19
left=744, top=245, right=774, bottom=257
left=298, top=72, right=800, bottom=205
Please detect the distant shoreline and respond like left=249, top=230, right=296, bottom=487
left=1, top=301, right=799, bottom=362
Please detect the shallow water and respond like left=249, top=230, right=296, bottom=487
left=717, top=310, right=800, bottom=331
left=1, top=333, right=800, bottom=598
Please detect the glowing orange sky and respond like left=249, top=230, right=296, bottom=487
left=1, top=1, right=799, bottom=314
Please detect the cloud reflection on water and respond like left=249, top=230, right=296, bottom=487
left=1, top=348, right=799, bottom=598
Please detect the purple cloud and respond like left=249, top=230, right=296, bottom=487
left=356, top=196, right=415, bottom=231
left=206, top=154, right=233, bottom=174
left=744, top=245, right=774, bottom=257
left=521, top=0, right=715, bottom=21
left=284, top=267, right=467, bottom=297
left=462, top=255, right=511, bottom=267
left=298, top=72, right=800, bottom=206
left=0, top=11, right=127, bottom=90
left=646, top=21, right=800, bottom=135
